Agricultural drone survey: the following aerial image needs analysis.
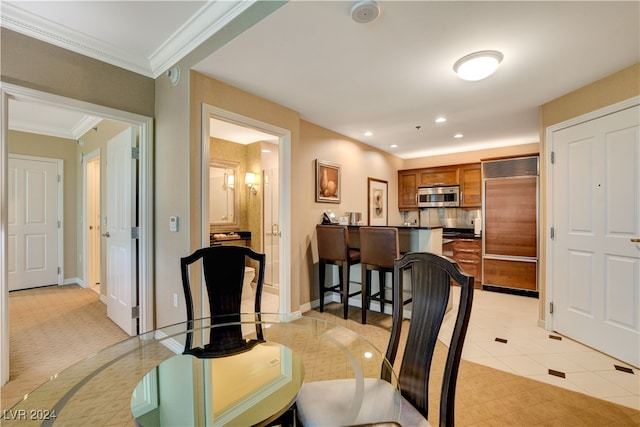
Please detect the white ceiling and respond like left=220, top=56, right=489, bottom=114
left=3, top=1, right=639, bottom=157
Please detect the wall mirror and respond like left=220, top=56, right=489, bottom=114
left=209, top=159, right=240, bottom=231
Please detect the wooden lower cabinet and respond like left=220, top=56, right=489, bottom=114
left=483, top=258, right=537, bottom=291
left=452, top=238, right=482, bottom=289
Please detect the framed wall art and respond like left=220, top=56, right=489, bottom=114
left=368, top=178, right=388, bottom=226
left=316, top=160, right=341, bottom=203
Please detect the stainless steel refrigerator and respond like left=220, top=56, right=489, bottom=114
left=482, top=156, right=539, bottom=295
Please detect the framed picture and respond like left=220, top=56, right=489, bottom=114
left=316, top=160, right=341, bottom=203
left=368, top=178, right=388, bottom=226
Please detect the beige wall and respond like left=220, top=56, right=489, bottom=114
left=299, top=120, right=405, bottom=304
left=1, top=29, right=154, bottom=117
left=8, top=131, right=78, bottom=278
left=151, top=1, right=284, bottom=328
left=537, top=63, right=640, bottom=322
left=403, top=143, right=540, bottom=169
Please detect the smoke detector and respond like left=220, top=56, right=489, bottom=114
left=351, top=0, right=380, bottom=24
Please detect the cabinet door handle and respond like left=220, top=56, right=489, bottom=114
left=458, top=248, right=476, bottom=253
left=458, top=259, right=478, bottom=264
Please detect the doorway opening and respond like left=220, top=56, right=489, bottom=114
left=202, top=104, right=291, bottom=316
left=84, top=150, right=101, bottom=296
left=1, top=83, right=154, bottom=386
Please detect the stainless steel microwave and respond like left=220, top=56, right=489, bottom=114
left=418, top=185, right=460, bottom=207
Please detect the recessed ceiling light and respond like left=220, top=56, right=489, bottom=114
left=454, top=133, right=464, bottom=139
left=435, top=117, right=447, bottom=123
left=453, top=50, right=503, bottom=81
left=390, top=144, right=398, bottom=148
left=364, top=131, right=373, bottom=136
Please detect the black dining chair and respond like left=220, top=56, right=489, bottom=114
left=296, top=252, right=474, bottom=427
left=180, top=245, right=266, bottom=358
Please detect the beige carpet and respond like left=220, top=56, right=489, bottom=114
left=1, top=284, right=128, bottom=411
left=2, top=286, right=639, bottom=426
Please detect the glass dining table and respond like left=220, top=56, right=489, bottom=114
left=1, top=314, right=401, bottom=426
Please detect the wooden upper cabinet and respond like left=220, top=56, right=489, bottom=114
left=398, top=170, right=419, bottom=209
left=397, top=163, right=482, bottom=210
left=459, top=163, right=482, bottom=207
left=418, top=166, right=458, bottom=187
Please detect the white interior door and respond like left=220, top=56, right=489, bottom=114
left=8, top=155, right=60, bottom=291
left=551, top=104, right=640, bottom=366
left=106, top=127, right=137, bottom=336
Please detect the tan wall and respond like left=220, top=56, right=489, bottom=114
left=299, top=120, right=405, bottom=305
left=1, top=28, right=154, bottom=117
left=402, top=143, right=540, bottom=169
left=8, top=131, right=78, bottom=278
left=537, top=63, right=640, bottom=322
left=152, top=1, right=284, bottom=329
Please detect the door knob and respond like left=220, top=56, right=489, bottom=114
left=102, top=232, right=110, bottom=238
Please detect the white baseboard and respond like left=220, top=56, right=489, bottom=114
left=64, top=277, right=83, bottom=286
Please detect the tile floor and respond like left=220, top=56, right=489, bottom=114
left=439, top=287, right=639, bottom=410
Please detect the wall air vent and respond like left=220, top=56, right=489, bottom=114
left=482, top=156, right=539, bottom=178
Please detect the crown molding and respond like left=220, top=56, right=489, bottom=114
left=149, top=1, right=255, bottom=78
left=1, top=1, right=255, bottom=78
left=1, top=2, right=152, bottom=76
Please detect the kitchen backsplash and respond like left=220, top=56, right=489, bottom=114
left=403, top=208, right=481, bottom=229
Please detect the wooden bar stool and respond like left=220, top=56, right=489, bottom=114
left=316, top=224, right=362, bottom=319
left=359, top=227, right=410, bottom=324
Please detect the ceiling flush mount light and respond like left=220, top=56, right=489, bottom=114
left=453, top=50, right=503, bottom=81
left=351, top=0, right=380, bottom=24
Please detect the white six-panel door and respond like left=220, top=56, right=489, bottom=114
left=8, top=155, right=60, bottom=291
left=106, top=128, right=137, bottom=336
left=551, top=104, right=640, bottom=367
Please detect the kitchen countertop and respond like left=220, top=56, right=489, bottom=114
left=345, top=224, right=443, bottom=230
left=442, top=227, right=482, bottom=239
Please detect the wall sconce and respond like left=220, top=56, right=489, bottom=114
left=245, top=172, right=258, bottom=195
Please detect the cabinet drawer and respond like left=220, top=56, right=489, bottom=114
left=453, top=239, right=481, bottom=257
left=483, top=258, right=537, bottom=290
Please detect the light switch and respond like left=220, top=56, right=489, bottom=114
left=169, top=216, right=179, bottom=232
